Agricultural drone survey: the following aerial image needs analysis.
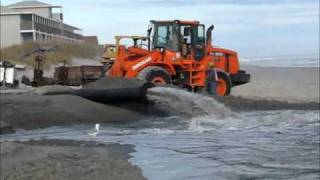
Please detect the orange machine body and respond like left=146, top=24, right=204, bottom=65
left=107, top=20, right=250, bottom=96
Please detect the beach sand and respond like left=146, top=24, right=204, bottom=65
left=232, top=66, right=319, bottom=103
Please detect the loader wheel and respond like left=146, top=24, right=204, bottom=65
left=217, top=72, right=232, bottom=96
left=137, top=66, right=171, bottom=86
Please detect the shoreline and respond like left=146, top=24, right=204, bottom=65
left=0, top=139, right=146, bottom=180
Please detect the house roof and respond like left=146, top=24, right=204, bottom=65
left=0, top=6, right=30, bottom=15
left=8, top=0, right=61, bottom=8
left=0, top=6, right=16, bottom=13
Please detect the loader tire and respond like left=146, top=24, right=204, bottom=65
left=217, top=72, right=232, bottom=96
left=137, top=66, right=171, bottom=86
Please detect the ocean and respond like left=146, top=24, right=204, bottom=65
left=240, top=55, right=319, bottom=67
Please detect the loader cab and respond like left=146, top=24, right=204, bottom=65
left=150, top=20, right=206, bottom=61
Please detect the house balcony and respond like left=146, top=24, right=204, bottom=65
left=20, top=14, right=83, bottom=40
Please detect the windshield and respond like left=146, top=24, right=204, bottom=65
left=153, top=23, right=179, bottom=51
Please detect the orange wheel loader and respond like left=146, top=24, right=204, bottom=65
left=101, top=20, right=250, bottom=96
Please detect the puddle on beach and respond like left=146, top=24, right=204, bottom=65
left=1, top=87, right=319, bottom=180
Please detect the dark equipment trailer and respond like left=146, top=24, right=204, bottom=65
left=54, top=65, right=103, bottom=86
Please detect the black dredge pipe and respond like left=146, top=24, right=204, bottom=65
left=71, top=81, right=155, bottom=104
left=43, top=77, right=155, bottom=105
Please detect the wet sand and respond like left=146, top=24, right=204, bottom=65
left=0, top=93, right=150, bottom=130
left=0, top=77, right=153, bottom=132
left=216, top=95, right=319, bottom=111
left=0, top=139, right=146, bottom=180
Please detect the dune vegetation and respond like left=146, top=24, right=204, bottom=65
left=0, top=41, right=103, bottom=68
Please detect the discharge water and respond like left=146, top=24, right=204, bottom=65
left=1, top=87, right=319, bottom=179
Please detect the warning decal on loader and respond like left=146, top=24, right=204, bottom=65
left=132, top=57, right=152, bottom=70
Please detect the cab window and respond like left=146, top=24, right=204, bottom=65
left=157, top=26, right=169, bottom=46
left=196, top=25, right=205, bottom=45
left=153, top=24, right=179, bottom=51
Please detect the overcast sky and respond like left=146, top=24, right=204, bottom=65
left=1, top=0, right=319, bottom=57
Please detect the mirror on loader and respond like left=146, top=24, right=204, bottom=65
left=147, top=25, right=153, bottom=37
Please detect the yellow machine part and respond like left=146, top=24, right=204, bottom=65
left=101, top=44, right=116, bottom=63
